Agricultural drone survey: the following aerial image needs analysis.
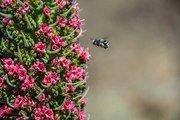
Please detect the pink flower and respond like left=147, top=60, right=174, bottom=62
left=52, top=44, right=59, bottom=50
left=0, top=109, right=5, bottom=118
left=19, top=8, right=27, bottom=14
left=43, top=5, right=51, bottom=17
left=6, top=0, right=14, bottom=4
left=78, top=111, right=86, bottom=120
left=0, top=78, right=4, bottom=87
left=23, top=0, right=29, bottom=11
left=49, top=72, right=60, bottom=83
left=7, top=65, right=17, bottom=76
left=31, top=100, right=36, bottom=107
left=1, top=58, right=17, bottom=76
left=47, top=94, right=52, bottom=100
left=16, top=64, right=27, bottom=80
left=21, top=96, right=31, bottom=108
left=79, top=48, right=90, bottom=62
left=21, top=75, right=35, bottom=91
left=1, top=0, right=14, bottom=8
left=14, top=95, right=23, bottom=109
left=68, top=16, right=81, bottom=28
left=4, top=105, right=13, bottom=115
left=58, top=37, right=65, bottom=46
left=61, top=1, right=66, bottom=8
left=25, top=75, right=35, bottom=87
left=66, top=65, right=86, bottom=83
left=50, top=35, right=66, bottom=46
left=70, top=42, right=81, bottom=52
left=42, top=72, right=59, bottom=86
left=2, top=17, right=9, bottom=23
left=2, top=17, right=14, bottom=25
left=56, top=0, right=62, bottom=4
left=61, top=100, right=75, bottom=111
left=35, top=42, right=46, bottom=53
left=50, top=35, right=59, bottom=44
left=37, top=23, right=54, bottom=37
left=0, top=104, right=13, bottom=118
left=66, top=85, right=76, bottom=93
left=61, top=100, right=78, bottom=114
left=16, top=117, right=27, bottom=120
left=34, top=105, right=54, bottom=120
left=38, top=93, right=46, bottom=102
left=40, top=23, right=48, bottom=32
left=8, top=19, right=13, bottom=25
left=33, top=61, right=46, bottom=72
left=58, top=16, right=66, bottom=27
left=34, top=106, right=44, bottom=120
left=56, top=0, right=66, bottom=8
left=73, top=2, right=80, bottom=16
left=19, top=0, right=29, bottom=14
left=42, top=75, right=52, bottom=86
left=1, top=58, right=14, bottom=69
left=44, top=108, right=54, bottom=119
left=52, top=57, right=59, bottom=66
left=81, top=98, right=87, bottom=105
left=1, top=2, right=8, bottom=8
left=60, top=57, right=70, bottom=69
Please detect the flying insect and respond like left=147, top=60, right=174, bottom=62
left=92, top=38, right=109, bottom=49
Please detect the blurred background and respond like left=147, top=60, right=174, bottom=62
left=78, top=0, right=180, bottom=120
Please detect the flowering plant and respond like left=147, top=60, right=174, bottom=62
left=0, top=0, right=90, bottom=119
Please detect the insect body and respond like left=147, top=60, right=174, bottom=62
left=92, top=38, right=109, bottom=49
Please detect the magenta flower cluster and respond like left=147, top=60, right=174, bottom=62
left=0, top=0, right=90, bottom=119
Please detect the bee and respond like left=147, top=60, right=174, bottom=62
left=92, top=38, right=109, bottom=49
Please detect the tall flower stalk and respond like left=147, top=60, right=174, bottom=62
left=0, top=0, right=90, bottom=119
